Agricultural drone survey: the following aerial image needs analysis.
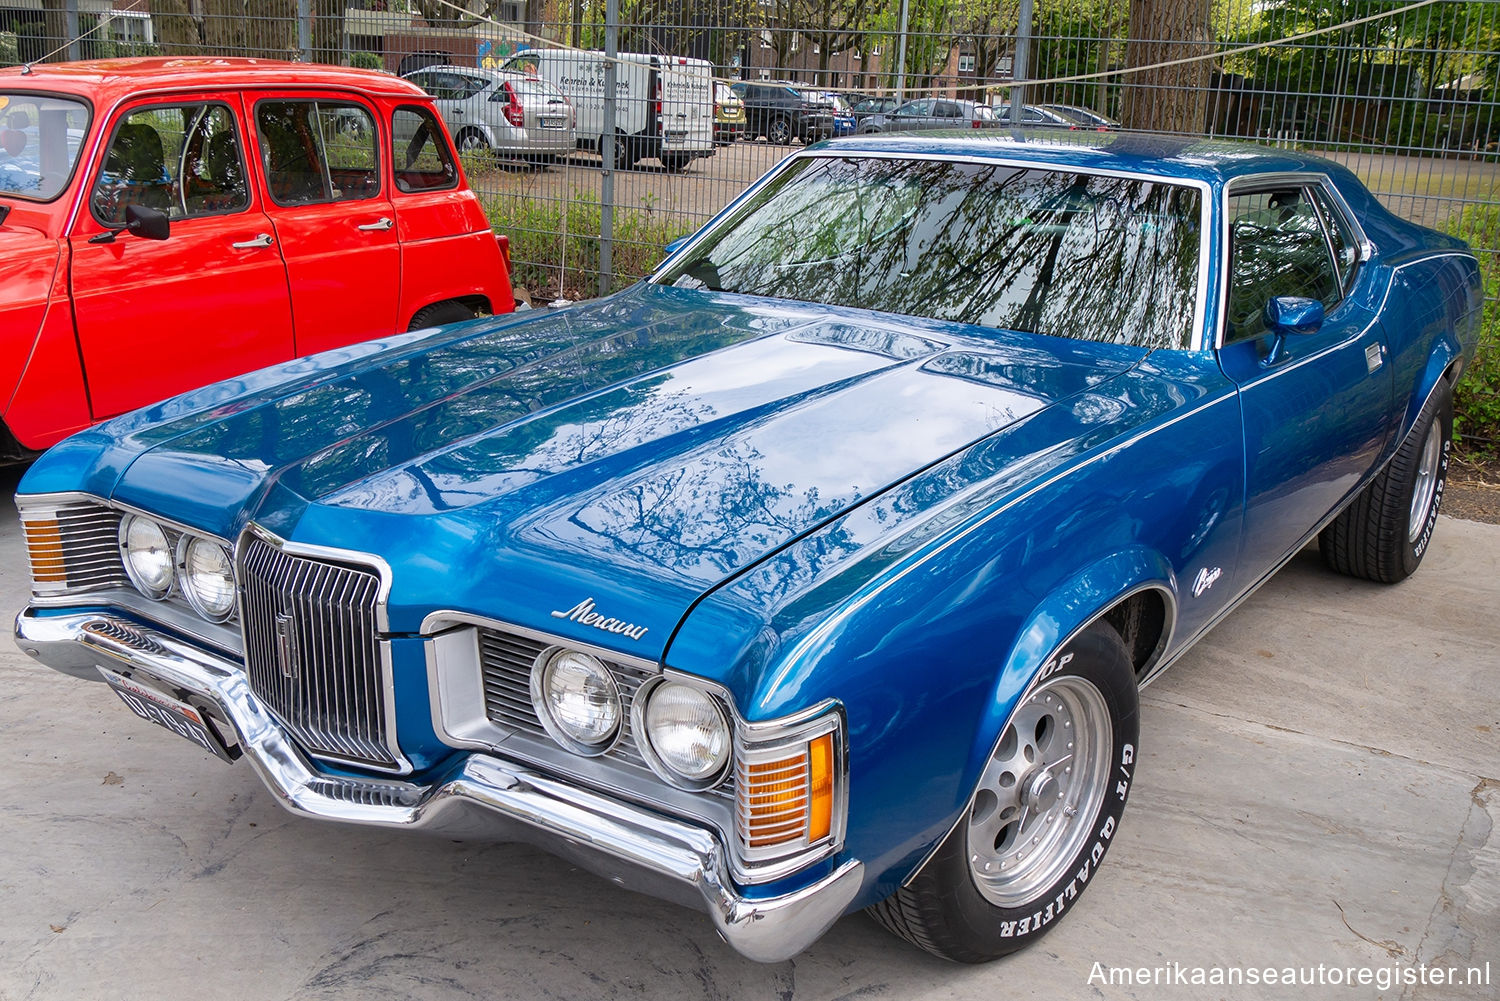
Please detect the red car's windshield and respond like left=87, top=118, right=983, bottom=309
left=0, top=92, right=91, bottom=201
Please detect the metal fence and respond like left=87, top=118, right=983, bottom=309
left=5, top=0, right=1499, bottom=444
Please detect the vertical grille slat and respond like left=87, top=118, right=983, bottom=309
left=238, top=535, right=395, bottom=769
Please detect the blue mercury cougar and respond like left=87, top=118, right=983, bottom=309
left=15, top=133, right=1481, bottom=963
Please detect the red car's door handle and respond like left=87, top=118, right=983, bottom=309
left=357, top=217, right=394, bottom=232
left=231, top=233, right=274, bottom=250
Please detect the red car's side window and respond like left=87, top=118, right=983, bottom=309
left=255, top=100, right=380, bottom=206
left=90, top=103, right=248, bottom=225
left=391, top=105, right=458, bottom=194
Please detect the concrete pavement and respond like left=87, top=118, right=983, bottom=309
left=0, top=460, right=1495, bottom=1001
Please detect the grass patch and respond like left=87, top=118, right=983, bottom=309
left=1446, top=204, right=1500, bottom=458
left=473, top=170, right=693, bottom=301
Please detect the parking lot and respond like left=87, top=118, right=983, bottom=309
left=0, top=461, right=1494, bottom=1000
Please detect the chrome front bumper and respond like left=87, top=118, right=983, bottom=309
left=14, top=608, right=863, bottom=963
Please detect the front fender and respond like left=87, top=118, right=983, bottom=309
left=971, top=551, right=1175, bottom=797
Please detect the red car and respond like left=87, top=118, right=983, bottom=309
left=0, top=58, right=514, bottom=457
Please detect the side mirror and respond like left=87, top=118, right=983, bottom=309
left=1262, top=295, right=1323, bottom=365
left=662, top=235, right=691, bottom=258
left=125, top=203, right=170, bottom=241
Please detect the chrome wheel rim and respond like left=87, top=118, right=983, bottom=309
left=1408, top=423, right=1443, bottom=543
left=966, top=675, right=1112, bottom=907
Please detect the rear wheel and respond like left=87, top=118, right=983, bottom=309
left=767, top=116, right=793, bottom=145
left=454, top=128, right=490, bottom=155
left=868, top=623, right=1139, bottom=962
left=408, top=300, right=479, bottom=331
left=1320, top=383, right=1452, bottom=583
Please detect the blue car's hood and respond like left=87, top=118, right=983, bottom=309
left=64, top=285, right=1143, bottom=656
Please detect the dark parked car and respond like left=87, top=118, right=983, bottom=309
left=730, top=81, right=835, bottom=144
left=1042, top=104, right=1120, bottom=129
left=858, top=97, right=997, bottom=133
left=849, top=95, right=899, bottom=124
left=17, top=133, right=1481, bottom=964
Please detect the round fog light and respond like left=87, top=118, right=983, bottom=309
left=120, top=515, right=173, bottom=599
left=178, top=536, right=236, bottom=621
left=640, top=681, right=731, bottom=786
left=531, top=649, right=621, bottom=754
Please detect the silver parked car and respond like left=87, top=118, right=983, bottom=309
left=856, top=98, right=997, bottom=133
left=403, top=64, right=576, bottom=165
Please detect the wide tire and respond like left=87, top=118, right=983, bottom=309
left=1320, top=383, right=1452, bottom=583
left=767, top=116, right=793, bottom=145
left=408, top=300, right=478, bottom=331
left=868, top=623, right=1140, bottom=962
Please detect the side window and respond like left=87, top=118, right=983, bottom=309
left=1225, top=187, right=1342, bottom=343
left=256, top=100, right=379, bottom=206
left=91, top=102, right=248, bottom=224
left=935, top=101, right=960, bottom=118
left=455, top=75, right=488, bottom=99
left=392, top=106, right=458, bottom=193
left=1309, top=185, right=1360, bottom=289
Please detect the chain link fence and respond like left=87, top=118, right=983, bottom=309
left=4, top=0, right=1498, bottom=451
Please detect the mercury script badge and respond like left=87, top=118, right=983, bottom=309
left=550, top=597, right=649, bottom=641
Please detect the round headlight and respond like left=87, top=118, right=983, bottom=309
left=531, top=649, right=621, bottom=754
left=120, top=515, right=173, bottom=599
left=177, top=536, right=236, bottom=622
left=640, top=681, right=731, bottom=786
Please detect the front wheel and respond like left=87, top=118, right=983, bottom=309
left=1320, top=382, right=1452, bottom=583
left=868, top=623, right=1139, bottom=962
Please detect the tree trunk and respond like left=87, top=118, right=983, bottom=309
left=150, top=0, right=206, bottom=56
left=1121, top=0, right=1212, bottom=133
left=41, top=0, right=68, bottom=61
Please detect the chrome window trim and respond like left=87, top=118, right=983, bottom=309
left=235, top=522, right=409, bottom=775
left=1217, top=171, right=1374, bottom=350
left=649, top=146, right=1215, bottom=352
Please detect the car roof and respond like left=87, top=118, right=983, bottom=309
left=817, top=131, right=1348, bottom=185
left=0, top=57, right=428, bottom=104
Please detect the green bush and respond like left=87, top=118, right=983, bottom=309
left=349, top=51, right=382, bottom=70
left=0, top=32, right=18, bottom=68
left=1446, top=203, right=1500, bottom=457
left=477, top=184, right=694, bottom=300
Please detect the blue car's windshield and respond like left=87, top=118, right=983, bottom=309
left=659, top=154, right=1204, bottom=349
left=0, top=93, right=91, bottom=201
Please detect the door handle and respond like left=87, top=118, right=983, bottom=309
left=357, top=217, right=394, bottom=232
left=231, top=233, right=274, bottom=249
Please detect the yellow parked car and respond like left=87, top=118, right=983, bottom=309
left=714, top=80, right=746, bottom=144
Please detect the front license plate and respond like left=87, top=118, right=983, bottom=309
left=99, top=667, right=236, bottom=762
left=540, top=116, right=565, bottom=129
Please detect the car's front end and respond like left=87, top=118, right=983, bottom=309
left=16, top=489, right=861, bottom=961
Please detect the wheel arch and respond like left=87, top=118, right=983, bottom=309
left=880, top=559, right=1171, bottom=901
left=965, top=551, right=1174, bottom=806
left=402, top=294, right=492, bottom=331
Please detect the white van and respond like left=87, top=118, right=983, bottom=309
left=499, top=49, right=715, bottom=171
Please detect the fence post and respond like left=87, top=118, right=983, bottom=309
left=64, top=0, right=79, bottom=62
left=599, top=0, right=618, bottom=297
left=894, top=0, right=909, bottom=101
left=1012, top=0, right=1033, bottom=115
left=297, top=0, right=312, bottom=63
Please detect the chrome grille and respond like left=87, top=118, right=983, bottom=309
left=239, top=535, right=396, bottom=770
left=478, top=627, right=732, bottom=797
